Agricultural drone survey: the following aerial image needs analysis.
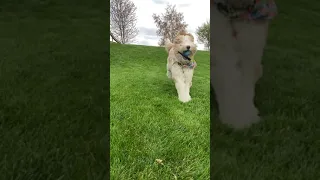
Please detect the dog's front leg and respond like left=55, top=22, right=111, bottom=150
left=175, top=78, right=191, bottom=103
left=172, top=65, right=191, bottom=103
left=183, top=68, right=194, bottom=100
left=236, top=20, right=269, bottom=123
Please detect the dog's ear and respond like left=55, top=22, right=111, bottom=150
left=164, top=38, right=173, bottom=53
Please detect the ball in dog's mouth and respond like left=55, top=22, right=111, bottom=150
left=178, top=50, right=192, bottom=60
left=182, top=50, right=191, bottom=57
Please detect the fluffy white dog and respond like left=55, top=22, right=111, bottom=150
left=164, top=30, right=197, bottom=103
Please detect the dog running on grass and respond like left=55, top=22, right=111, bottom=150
left=165, top=30, right=197, bottom=103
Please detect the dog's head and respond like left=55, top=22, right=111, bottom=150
left=172, top=30, right=197, bottom=57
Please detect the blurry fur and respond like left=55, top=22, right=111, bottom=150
left=211, top=6, right=269, bottom=129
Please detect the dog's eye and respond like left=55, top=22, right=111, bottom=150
left=174, top=39, right=181, bottom=44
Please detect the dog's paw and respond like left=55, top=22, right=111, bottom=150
left=179, top=95, right=191, bottom=103
left=219, top=111, right=261, bottom=129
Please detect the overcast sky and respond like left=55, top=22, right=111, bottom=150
left=125, top=0, right=210, bottom=50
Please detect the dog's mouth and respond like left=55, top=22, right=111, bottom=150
left=178, top=50, right=192, bottom=61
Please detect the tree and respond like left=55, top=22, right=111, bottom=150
left=110, top=0, right=139, bottom=44
left=152, top=4, right=188, bottom=46
left=195, top=20, right=210, bottom=50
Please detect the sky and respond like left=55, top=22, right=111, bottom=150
left=113, top=0, right=210, bottom=50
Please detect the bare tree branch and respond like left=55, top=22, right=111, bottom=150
left=110, top=0, right=139, bottom=44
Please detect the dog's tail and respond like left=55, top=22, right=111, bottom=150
left=164, top=38, right=173, bottom=53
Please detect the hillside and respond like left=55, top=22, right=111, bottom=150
left=110, top=43, right=210, bottom=179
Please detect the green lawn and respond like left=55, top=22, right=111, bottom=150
left=110, top=44, right=210, bottom=179
left=212, top=0, right=320, bottom=179
left=0, top=1, right=108, bottom=179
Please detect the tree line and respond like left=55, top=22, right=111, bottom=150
left=110, top=0, right=210, bottom=50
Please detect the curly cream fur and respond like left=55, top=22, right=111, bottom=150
left=164, top=30, right=197, bottom=103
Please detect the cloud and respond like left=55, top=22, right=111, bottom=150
left=144, top=35, right=159, bottom=40
left=186, top=28, right=195, bottom=34
left=138, top=27, right=159, bottom=43
left=139, top=40, right=153, bottom=45
left=178, top=3, right=191, bottom=8
left=134, top=37, right=159, bottom=47
left=139, top=27, right=157, bottom=36
left=152, top=0, right=191, bottom=7
left=152, top=0, right=167, bottom=4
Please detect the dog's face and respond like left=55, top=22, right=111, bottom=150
left=173, top=31, right=197, bottom=57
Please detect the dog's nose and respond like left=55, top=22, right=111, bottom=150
left=186, top=45, right=190, bottom=50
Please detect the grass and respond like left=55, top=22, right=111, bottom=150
left=212, top=0, right=320, bottom=179
left=2, top=0, right=319, bottom=178
left=110, top=44, right=210, bottom=179
left=0, top=1, right=108, bottom=179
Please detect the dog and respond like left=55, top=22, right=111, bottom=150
left=211, top=0, right=277, bottom=128
left=164, top=30, right=197, bottom=103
